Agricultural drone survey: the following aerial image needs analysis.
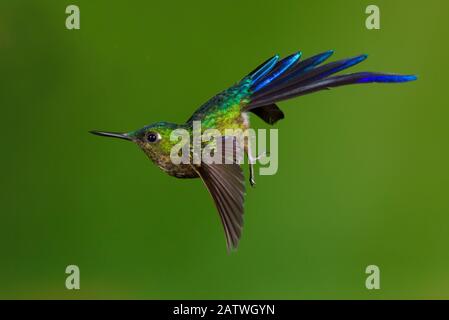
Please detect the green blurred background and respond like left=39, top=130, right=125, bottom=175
left=0, top=0, right=448, bottom=299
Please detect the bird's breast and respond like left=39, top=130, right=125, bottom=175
left=146, top=151, right=199, bottom=179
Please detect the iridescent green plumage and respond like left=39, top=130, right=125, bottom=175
left=90, top=50, right=416, bottom=251
left=187, top=78, right=253, bottom=130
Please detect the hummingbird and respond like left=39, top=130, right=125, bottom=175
left=90, top=50, right=416, bottom=251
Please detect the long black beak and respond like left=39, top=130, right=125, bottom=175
left=89, top=130, right=132, bottom=141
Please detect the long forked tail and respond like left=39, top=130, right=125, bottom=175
left=243, top=50, right=417, bottom=111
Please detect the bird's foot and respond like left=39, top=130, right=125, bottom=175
left=249, top=176, right=256, bottom=188
left=248, top=152, right=268, bottom=188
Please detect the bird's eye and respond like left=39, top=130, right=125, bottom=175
left=146, top=132, right=160, bottom=143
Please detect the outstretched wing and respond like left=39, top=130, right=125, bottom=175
left=196, top=161, right=245, bottom=251
left=193, top=137, right=245, bottom=251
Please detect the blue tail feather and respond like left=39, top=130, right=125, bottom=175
left=252, top=52, right=302, bottom=92
left=357, top=74, right=417, bottom=83
left=312, top=54, right=368, bottom=81
left=247, top=71, right=417, bottom=109
left=248, top=55, right=279, bottom=83
left=242, top=50, right=416, bottom=111
left=282, top=50, right=335, bottom=81
left=254, top=54, right=368, bottom=100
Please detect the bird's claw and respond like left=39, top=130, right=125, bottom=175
left=250, top=177, right=256, bottom=188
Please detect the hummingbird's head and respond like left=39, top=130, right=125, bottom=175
left=90, top=121, right=184, bottom=164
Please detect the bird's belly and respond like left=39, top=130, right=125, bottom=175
left=158, top=161, right=199, bottom=179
